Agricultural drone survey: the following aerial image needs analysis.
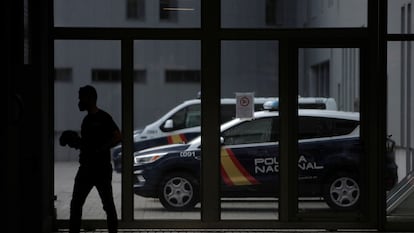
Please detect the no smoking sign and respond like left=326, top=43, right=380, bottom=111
left=239, top=96, right=250, bottom=107
left=236, top=92, right=254, bottom=119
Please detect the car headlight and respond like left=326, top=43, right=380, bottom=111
left=134, top=153, right=167, bottom=166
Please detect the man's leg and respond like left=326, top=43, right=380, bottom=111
left=96, top=171, right=118, bottom=233
left=69, top=168, right=93, bottom=233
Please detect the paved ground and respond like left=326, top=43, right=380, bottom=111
left=54, top=162, right=406, bottom=233
left=54, top=161, right=283, bottom=220
left=54, top=161, right=122, bottom=220
left=54, top=162, right=333, bottom=221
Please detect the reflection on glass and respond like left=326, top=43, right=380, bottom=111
left=54, top=0, right=200, bottom=28
left=54, top=40, right=122, bottom=220
left=221, top=0, right=367, bottom=28
left=132, top=40, right=201, bottom=219
left=297, top=48, right=366, bottom=215
left=220, top=41, right=279, bottom=220
left=386, top=42, right=414, bottom=222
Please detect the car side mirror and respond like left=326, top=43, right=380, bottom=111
left=220, top=137, right=225, bottom=144
left=164, top=119, right=174, bottom=129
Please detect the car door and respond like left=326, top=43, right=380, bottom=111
left=297, top=116, right=360, bottom=197
left=220, top=116, right=279, bottom=196
left=298, top=116, right=329, bottom=196
left=159, top=103, right=202, bottom=144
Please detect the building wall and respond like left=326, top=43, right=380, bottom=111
left=387, top=0, right=414, bottom=164
left=54, top=0, right=201, bottom=28
left=54, top=1, right=412, bottom=162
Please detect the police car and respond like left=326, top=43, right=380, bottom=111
left=113, top=96, right=338, bottom=172
left=132, top=101, right=398, bottom=211
left=132, top=103, right=398, bottom=211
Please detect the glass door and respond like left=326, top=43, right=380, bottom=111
left=297, top=48, right=363, bottom=218
left=278, top=43, right=376, bottom=226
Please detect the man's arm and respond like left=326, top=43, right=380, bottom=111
left=110, top=129, right=122, bottom=148
left=96, top=128, right=122, bottom=153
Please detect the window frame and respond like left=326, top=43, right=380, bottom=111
left=386, top=0, right=414, bottom=230
left=51, top=0, right=394, bottom=230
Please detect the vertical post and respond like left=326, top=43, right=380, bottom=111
left=407, top=4, right=412, bottom=174
left=367, top=0, right=386, bottom=229
left=201, top=0, right=221, bottom=223
left=121, top=39, right=134, bottom=223
left=401, top=6, right=406, bottom=155
left=279, top=41, right=298, bottom=222
left=41, top=0, right=56, bottom=230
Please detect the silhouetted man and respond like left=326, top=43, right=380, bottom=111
left=60, top=85, right=121, bottom=233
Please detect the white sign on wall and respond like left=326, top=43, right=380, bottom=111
left=236, top=92, right=254, bottom=119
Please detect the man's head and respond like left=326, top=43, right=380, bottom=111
left=78, top=85, right=97, bottom=111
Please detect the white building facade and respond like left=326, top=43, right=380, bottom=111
left=54, top=0, right=412, bottom=169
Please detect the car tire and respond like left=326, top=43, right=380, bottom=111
left=158, top=172, right=199, bottom=210
left=323, top=172, right=360, bottom=210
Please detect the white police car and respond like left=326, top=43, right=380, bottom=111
left=113, top=96, right=338, bottom=172
left=132, top=102, right=398, bottom=211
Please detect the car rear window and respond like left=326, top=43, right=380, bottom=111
left=330, top=118, right=359, bottom=136
left=299, top=116, right=358, bottom=139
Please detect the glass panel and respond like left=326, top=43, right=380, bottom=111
left=297, top=48, right=364, bottom=215
left=132, top=40, right=201, bottom=219
left=221, top=0, right=367, bottom=29
left=388, top=0, right=414, bottom=34
left=54, top=0, right=200, bottom=28
left=54, top=40, right=122, bottom=220
left=386, top=41, right=414, bottom=222
left=220, top=41, right=279, bottom=220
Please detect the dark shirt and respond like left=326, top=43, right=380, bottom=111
left=79, top=109, right=119, bottom=168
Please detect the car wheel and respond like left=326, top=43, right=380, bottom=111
left=324, top=172, right=360, bottom=210
left=158, top=172, right=199, bottom=210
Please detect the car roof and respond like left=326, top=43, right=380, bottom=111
left=188, top=109, right=359, bottom=146
left=181, top=97, right=276, bottom=105
left=252, top=109, right=359, bottom=120
left=220, top=109, right=359, bottom=129
left=182, top=97, right=337, bottom=105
